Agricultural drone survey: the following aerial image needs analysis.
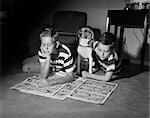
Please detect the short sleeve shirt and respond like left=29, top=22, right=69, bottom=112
left=93, top=47, right=121, bottom=75
left=38, top=44, right=75, bottom=73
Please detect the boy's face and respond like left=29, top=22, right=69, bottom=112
left=95, top=42, right=112, bottom=60
left=41, top=36, right=54, bottom=55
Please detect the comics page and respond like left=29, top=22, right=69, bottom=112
left=68, top=77, right=118, bottom=104
left=10, top=75, right=65, bottom=99
left=10, top=75, right=86, bottom=100
left=11, top=76, right=118, bottom=103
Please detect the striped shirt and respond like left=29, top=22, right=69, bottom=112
left=38, top=44, right=74, bottom=73
left=93, top=50, right=122, bottom=75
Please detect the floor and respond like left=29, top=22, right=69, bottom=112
left=0, top=59, right=149, bottom=118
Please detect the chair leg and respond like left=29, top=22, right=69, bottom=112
left=77, top=54, right=81, bottom=75
left=140, top=23, right=149, bottom=71
left=119, top=26, right=124, bottom=57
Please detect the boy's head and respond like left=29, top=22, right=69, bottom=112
left=40, top=27, right=58, bottom=55
left=78, top=26, right=94, bottom=46
left=95, top=32, right=116, bottom=60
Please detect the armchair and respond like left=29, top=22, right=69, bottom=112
left=52, top=11, right=87, bottom=59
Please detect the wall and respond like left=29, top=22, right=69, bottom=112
left=3, top=0, right=150, bottom=65
left=41, top=0, right=125, bottom=31
left=37, top=0, right=150, bottom=65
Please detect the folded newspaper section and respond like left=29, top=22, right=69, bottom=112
left=10, top=75, right=86, bottom=100
left=10, top=75, right=118, bottom=104
left=68, top=77, right=118, bottom=104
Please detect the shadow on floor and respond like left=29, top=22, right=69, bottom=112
left=113, top=63, right=149, bottom=81
left=1, top=56, right=23, bottom=77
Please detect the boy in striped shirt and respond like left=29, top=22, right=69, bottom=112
left=82, top=32, right=122, bottom=81
left=22, top=27, right=75, bottom=85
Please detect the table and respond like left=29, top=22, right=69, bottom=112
left=105, top=9, right=149, bottom=71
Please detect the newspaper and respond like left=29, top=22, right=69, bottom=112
left=10, top=75, right=118, bottom=104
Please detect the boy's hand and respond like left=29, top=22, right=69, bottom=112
left=47, top=79, right=57, bottom=86
left=40, top=79, right=49, bottom=86
left=40, top=47, right=53, bottom=58
left=40, top=78, right=57, bottom=86
left=82, top=71, right=89, bottom=78
left=44, top=51, right=52, bottom=58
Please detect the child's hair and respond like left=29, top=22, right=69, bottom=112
left=100, top=32, right=116, bottom=46
left=40, top=27, right=58, bottom=42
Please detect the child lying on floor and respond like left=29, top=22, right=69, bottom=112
left=82, top=32, right=122, bottom=81
left=22, top=27, right=75, bottom=85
